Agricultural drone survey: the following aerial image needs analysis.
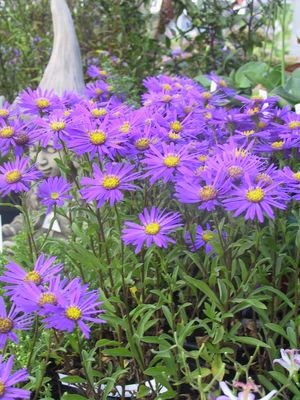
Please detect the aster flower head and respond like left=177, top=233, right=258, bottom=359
left=0, top=156, right=42, bottom=196
left=0, top=101, right=12, bottom=119
left=0, top=254, right=63, bottom=298
left=0, top=297, right=33, bottom=349
left=87, top=65, right=109, bottom=80
left=34, top=109, right=81, bottom=149
left=142, top=142, right=197, bottom=184
left=223, top=174, right=289, bottom=223
left=274, top=349, right=300, bottom=377
left=13, top=276, right=79, bottom=315
left=18, top=87, right=59, bottom=116
left=86, top=80, right=112, bottom=100
left=185, top=224, right=217, bottom=254
left=80, top=162, right=140, bottom=207
left=0, top=118, right=37, bottom=156
left=42, top=281, right=105, bottom=338
left=176, top=168, right=229, bottom=211
left=66, top=117, right=126, bottom=161
left=36, top=176, right=72, bottom=214
left=122, top=207, right=182, bottom=253
left=0, top=355, right=31, bottom=399
left=217, top=380, right=277, bottom=400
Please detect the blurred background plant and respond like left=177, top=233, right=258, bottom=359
left=0, top=0, right=289, bottom=101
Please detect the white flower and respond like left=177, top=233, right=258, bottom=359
left=274, top=349, right=300, bottom=376
left=217, top=381, right=277, bottom=400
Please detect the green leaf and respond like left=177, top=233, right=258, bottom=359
left=265, top=323, right=288, bottom=339
left=60, top=375, right=86, bottom=384
left=96, top=339, right=122, bottom=348
left=137, top=385, right=151, bottom=398
left=61, top=395, right=88, bottom=400
left=102, top=348, right=132, bottom=357
left=234, top=336, right=270, bottom=348
left=183, top=274, right=222, bottom=310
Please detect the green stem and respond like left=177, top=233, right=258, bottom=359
left=32, top=330, right=53, bottom=400
left=27, top=315, right=39, bottom=369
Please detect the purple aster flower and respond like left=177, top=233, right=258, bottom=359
left=0, top=297, right=33, bottom=349
left=175, top=169, right=229, bottom=211
left=0, top=355, right=31, bottom=399
left=185, top=224, right=216, bottom=253
left=66, top=117, right=126, bottom=161
left=0, top=157, right=42, bottom=196
left=36, top=176, right=72, bottom=214
left=80, top=162, right=140, bottom=207
left=217, top=380, right=276, bottom=400
left=14, top=276, right=80, bottom=315
left=0, top=101, right=12, bottom=119
left=42, top=282, right=105, bottom=338
left=0, top=254, right=63, bottom=298
left=18, top=87, right=59, bottom=115
left=34, top=109, right=78, bottom=149
left=86, top=80, right=112, bottom=100
left=223, top=174, right=289, bottom=223
left=122, top=207, right=182, bottom=253
left=274, top=349, right=300, bottom=377
left=87, top=65, right=109, bottom=79
left=142, top=142, right=197, bottom=184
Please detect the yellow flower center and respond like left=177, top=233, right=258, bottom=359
left=35, top=98, right=50, bottom=109
left=38, top=292, right=57, bottom=306
left=162, top=83, right=172, bottom=91
left=271, top=141, right=284, bottom=149
left=0, top=109, right=9, bottom=117
left=255, top=173, right=272, bottom=184
left=102, top=175, right=120, bottom=189
left=289, top=121, right=300, bottom=129
left=198, top=155, right=207, bottom=162
left=91, top=108, right=107, bottom=117
left=196, top=166, right=207, bottom=176
left=227, top=165, right=243, bottom=178
left=170, top=121, right=183, bottom=133
left=168, top=132, right=181, bottom=140
left=185, top=85, right=193, bottom=90
left=202, top=231, right=214, bottom=242
left=64, top=110, right=71, bottom=117
left=0, top=317, right=13, bottom=333
left=145, top=222, right=160, bottom=235
left=134, top=138, right=150, bottom=150
left=0, top=379, right=5, bottom=396
left=184, top=106, right=193, bottom=114
left=120, top=122, right=131, bottom=133
left=24, top=271, right=42, bottom=285
left=164, top=155, right=180, bottom=168
left=15, top=134, right=29, bottom=145
left=247, top=107, right=259, bottom=115
left=0, top=126, right=14, bottom=138
left=246, top=187, right=265, bottom=203
left=242, top=130, right=255, bottom=136
left=162, top=95, right=172, bottom=103
left=65, top=306, right=82, bottom=321
left=89, top=130, right=107, bottom=145
left=5, top=170, right=21, bottom=183
left=199, top=185, right=217, bottom=201
left=174, top=82, right=183, bottom=89
left=95, top=88, right=103, bottom=95
left=257, top=121, right=266, bottom=128
left=50, top=192, right=60, bottom=200
left=204, top=112, right=212, bottom=119
left=99, top=69, right=107, bottom=76
left=293, top=172, right=300, bottom=181
left=219, top=79, right=227, bottom=87
left=201, top=92, right=212, bottom=99
left=50, top=121, right=65, bottom=132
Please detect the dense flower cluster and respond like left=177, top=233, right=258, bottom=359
left=1, top=71, right=300, bottom=256
left=0, top=254, right=105, bottom=340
